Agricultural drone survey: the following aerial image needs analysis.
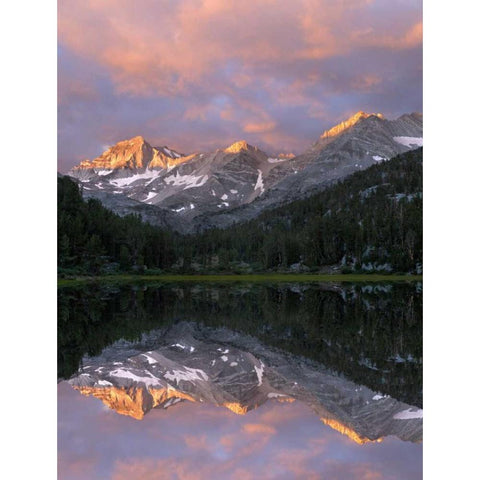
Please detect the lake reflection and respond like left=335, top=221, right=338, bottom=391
left=58, top=281, right=422, bottom=479
left=58, top=382, right=421, bottom=480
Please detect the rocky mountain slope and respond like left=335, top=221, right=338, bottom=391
left=67, top=111, right=422, bottom=232
left=196, top=112, right=423, bottom=231
left=68, top=322, right=422, bottom=443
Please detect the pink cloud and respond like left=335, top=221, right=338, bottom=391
left=402, top=21, right=423, bottom=48
left=243, top=121, right=276, bottom=134
left=183, top=104, right=210, bottom=121
left=352, top=74, right=383, bottom=91
left=112, top=458, right=201, bottom=480
left=59, top=0, right=421, bottom=97
left=183, top=434, right=209, bottom=451
left=321, top=460, right=385, bottom=480
left=58, top=78, right=99, bottom=105
left=242, top=423, right=277, bottom=435
left=219, top=432, right=237, bottom=450
left=58, top=454, right=99, bottom=480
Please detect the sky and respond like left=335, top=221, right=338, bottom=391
left=57, top=0, right=422, bottom=172
left=58, top=381, right=422, bottom=479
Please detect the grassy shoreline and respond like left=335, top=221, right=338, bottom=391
left=57, top=273, right=422, bottom=287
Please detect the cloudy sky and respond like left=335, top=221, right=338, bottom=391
left=57, top=0, right=422, bottom=172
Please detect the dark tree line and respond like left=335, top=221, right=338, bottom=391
left=58, top=148, right=422, bottom=275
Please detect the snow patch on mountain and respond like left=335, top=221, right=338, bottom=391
left=254, top=362, right=264, bottom=386
left=267, top=392, right=287, bottom=399
left=141, top=353, right=158, bottom=364
left=97, top=380, right=113, bottom=386
left=164, top=366, right=208, bottom=384
left=108, top=368, right=162, bottom=387
left=164, top=172, right=209, bottom=190
left=393, top=408, right=423, bottom=420
left=254, top=170, right=265, bottom=194
left=373, top=393, right=389, bottom=401
left=143, top=192, right=157, bottom=202
left=393, top=137, right=423, bottom=147
left=111, top=170, right=161, bottom=187
left=268, top=157, right=288, bottom=164
left=95, top=169, right=113, bottom=176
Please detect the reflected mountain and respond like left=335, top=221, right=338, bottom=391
left=59, top=282, right=422, bottom=407
left=69, top=322, right=422, bottom=444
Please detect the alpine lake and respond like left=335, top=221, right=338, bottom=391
left=58, top=277, right=422, bottom=479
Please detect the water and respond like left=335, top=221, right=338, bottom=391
left=58, top=281, right=422, bottom=479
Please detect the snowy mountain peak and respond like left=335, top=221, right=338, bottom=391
left=71, top=136, right=152, bottom=172
left=320, top=111, right=384, bottom=139
left=224, top=140, right=258, bottom=154
left=70, top=136, right=188, bottom=174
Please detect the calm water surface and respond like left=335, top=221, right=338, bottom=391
left=58, top=282, right=422, bottom=479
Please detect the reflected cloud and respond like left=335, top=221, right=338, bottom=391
left=242, top=423, right=277, bottom=435
left=58, top=382, right=422, bottom=479
left=67, top=322, right=422, bottom=448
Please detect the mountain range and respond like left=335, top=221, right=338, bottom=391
left=69, top=322, right=422, bottom=443
left=67, top=111, right=422, bottom=232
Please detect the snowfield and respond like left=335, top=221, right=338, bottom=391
left=164, top=172, right=209, bottom=190
left=254, top=169, right=265, bottom=194
left=393, top=137, right=423, bottom=147
left=111, top=169, right=161, bottom=187
left=164, top=367, right=208, bottom=384
left=393, top=408, right=423, bottom=420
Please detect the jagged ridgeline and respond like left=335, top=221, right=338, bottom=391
left=58, top=148, right=422, bottom=274
left=67, top=112, right=422, bottom=233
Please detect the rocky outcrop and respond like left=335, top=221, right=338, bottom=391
left=69, top=322, right=422, bottom=444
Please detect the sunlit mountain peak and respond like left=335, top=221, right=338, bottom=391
left=70, top=136, right=188, bottom=172
left=320, top=111, right=384, bottom=139
left=224, top=140, right=257, bottom=153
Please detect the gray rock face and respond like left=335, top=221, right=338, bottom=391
left=69, top=322, right=422, bottom=443
left=68, top=112, right=422, bottom=233
left=81, top=189, right=179, bottom=230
